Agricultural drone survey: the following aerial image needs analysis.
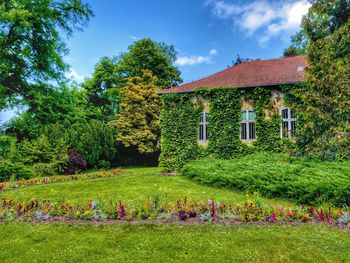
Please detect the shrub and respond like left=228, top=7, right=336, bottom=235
left=0, top=161, right=34, bottom=182
left=181, top=152, right=350, bottom=206
left=65, top=151, right=87, bottom=175
left=67, top=121, right=117, bottom=168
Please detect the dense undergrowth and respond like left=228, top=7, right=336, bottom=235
left=181, top=152, right=350, bottom=206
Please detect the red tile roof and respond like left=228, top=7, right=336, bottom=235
left=160, top=55, right=308, bottom=94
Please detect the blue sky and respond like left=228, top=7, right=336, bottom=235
left=1, top=0, right=310, bottom=123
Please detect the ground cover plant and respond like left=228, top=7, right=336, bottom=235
left=182, top=152, right=350, bottom=206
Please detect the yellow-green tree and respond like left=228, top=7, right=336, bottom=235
left=111, top=70, right=161, bottom=154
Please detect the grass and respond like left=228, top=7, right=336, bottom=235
left=2, top=165, right=349, bottom=262
left=0, top=223, right=349, bottom=263
left=182, top=152, right=350, bottom=206
left=1, top=167, right=292, bottom=206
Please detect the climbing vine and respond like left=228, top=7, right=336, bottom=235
left=159, top=86, right=298, bottom=171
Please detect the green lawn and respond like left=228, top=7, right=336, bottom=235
left=0, top=223, right=349, bottom=263
left=1, top=167, right=291, bottom=206
left=1, top=167, right=349, bottom=262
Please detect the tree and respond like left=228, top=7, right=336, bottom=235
left=82, top=57, right=120, bottom=121
left=110, top=71, right=161, bottom=154
left=0, top=0, right=93, bottom=105
left=292, top=0, right=350, bottom=159
left=230, top=54, right=256, bottom=67
left=116, top=39, right=182, bottom=89
left=284, top=0, right=350, bottom=56
left=5, top=83, right=89, bottom=139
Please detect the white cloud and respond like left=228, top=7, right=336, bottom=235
left=206, top=0, right=311, bottom=44
left=175, top=49, right=219, bottom=66
left=209, top=49, right=218, bottom=56
left=175, top=56, right=211, bottom=66
left=66, top=68, right=86, bottom=83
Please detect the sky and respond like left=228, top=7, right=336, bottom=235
left=0, top=0, right=311, bottom=123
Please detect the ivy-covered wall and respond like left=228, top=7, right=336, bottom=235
left=159, top=85, right=300, bottom=171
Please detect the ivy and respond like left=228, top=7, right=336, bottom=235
left=159, top=86, right=297, bottom=171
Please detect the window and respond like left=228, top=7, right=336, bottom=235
left=281, top=108, right=297, bottom=138
left=198, top=112, right=209, bottom=143
left=241, top=110, right=256, bottom=140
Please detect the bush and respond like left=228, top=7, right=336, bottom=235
left=65, top=151, right=87, bottom=175
left=181, top=152, right=350, bottom=206
left=67, top=121, right=117, bottom=168
left=0, top=161, right=34, bottom=182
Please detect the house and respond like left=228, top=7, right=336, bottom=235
left=158, top=56, right=308, bottom=171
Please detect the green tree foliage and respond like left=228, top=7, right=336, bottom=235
left=82, top=57, right=120, bottom=121
left=296, top=20, right=350, bottom=159
left=0, top=0, right=93, bottom=105
left=284, top=0, right=350, bottom=56
left=116, top=39, right=182, bottom=89
left=111, top=71, right=161, bottom=154
left=67, top=121, right=117, bottom=167
left=5, top=84, right=88, bottom=139
left=283, top=31, right=309, bottom=57
left=287, top=0, right=350, bottom=159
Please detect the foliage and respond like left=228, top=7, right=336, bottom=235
left=0, top=0, right=93, bottom=106
left=0, top=134, right=16, bottom=159
left=111, top=71, right=161, bottom=154
left=160, top=87, right=294, bottom=171
left=82, top=57, right=120, bottom=122
left=65, top=151, right=87, bottom=175
left=159, top=93, right=202, bottom=170
left=294, top=17, right=350, bottom=159
left=284, top=0, right=350, bottom=56
left=116, top=38, right=182, bottom=89
left=0, top=160, right=34, bottom=181
left=67, top=120, right=117, bottom=168
left=0, top=195, right=349, bottom=229
left=5, top=84, right=89, bottom=139
left=231, top=54, right=256, bottom=66
left=0, top=169, right=126, bottom=191
left=182, top=152, right=350, bottom=206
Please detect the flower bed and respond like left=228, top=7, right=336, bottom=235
left=0, top=169, right=127, bottom=192
left=1, top=194, right=349, bottom=228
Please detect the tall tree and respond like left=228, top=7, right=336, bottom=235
left=116, top=39, right=182, bottom=89
left=0, top=0, right=93, bottom=106
left=82, top=57, right=120, bottom=121
left=293, top=0, right=350, bottom=159
left=5, top=84, right=89, bottom=139
left=110, top=71, right=161, bottom=154
left=284, top=0, right=350, bottom=57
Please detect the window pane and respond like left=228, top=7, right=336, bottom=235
left=282, top=121, right=289, bottom=138
left=199, top=113, right=204, bottom=122
left=199, top=125, right=204, bottom=140
left=248, top=111, right=256, bottom=121
left=205, top=113, right=209, bottom=123
left=291, top=109, right=297, bottom=119
left=241, top=111, right=247, bottom=121
left=282, top=109, right=288, bottom=119
left=241, top=123, right=247, bottom=140
left=249, top=122, right=256, bottom=139
left=205, top=124, right=209, bottom=140
left=291, top=121, right=296, bottom=136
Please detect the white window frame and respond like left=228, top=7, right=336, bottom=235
left=280, top=107, right=297, bottom=139
left=198, top=112, right=209, bottom=144
left=241, top=110, right=256, bottom=141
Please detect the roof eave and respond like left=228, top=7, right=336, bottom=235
left=157, top=81, right=304, bottom=95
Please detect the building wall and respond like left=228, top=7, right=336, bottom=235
left=159, top=86, right=295, bottom=171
